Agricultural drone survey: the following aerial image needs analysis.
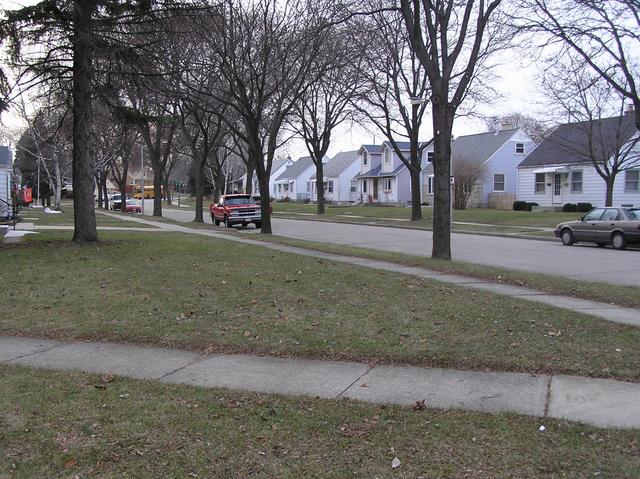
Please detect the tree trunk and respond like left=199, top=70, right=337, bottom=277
left=152, top=167, right=162, bottom=217
left=53, top=151, right=62, bottom=211
left=258, top=172, right=272, bottom=234
left=245, top=167, right=253, bottom=195
left=96, top=172, right=103, bottom=208
left=431, top=103, right=452, bottom=260
left=71, top=0, right=98, bottom=242
left=163, top=176, right=172, bottom=205
left=316, top=161, right=325, bottom=214
left=101, top=174, right=108, bottom=209
left=605, top=176, right=615, bottom=207
left=194, top=158, right=205, bottom=223
left=410, top=166, right=422, bottom=220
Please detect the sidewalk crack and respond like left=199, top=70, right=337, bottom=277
left=5, top=343, right=64, bottom=363
left=335, top=365, right=375, bottom=399
left=156, top=357, right=202, bottom=381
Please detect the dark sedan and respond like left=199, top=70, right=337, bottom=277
left=554, top=207, right=640, bottom=250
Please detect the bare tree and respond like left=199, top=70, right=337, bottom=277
left=353, top=9, right=430, bottom=220
left=484, top=112, right=551, bottom=144
left=193, top=0, right=335, bottom=234
left=517, top=0, right=640, bottom=131
left=290, top=26, right=360, bottom=214
left=398, top=0, right=507, bottom=259
left=542, top=58, right=639, bottom=206
left=451, top=156, right=485, bottom=210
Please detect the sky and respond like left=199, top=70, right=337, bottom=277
left=0, top=0, right=550, bottom=158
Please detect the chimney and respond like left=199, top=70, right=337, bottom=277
left=500, top=120, right=513, bottom=130
left=626, top=103, right=635, bottom=116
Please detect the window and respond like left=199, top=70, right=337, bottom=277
left=383, top=178, right=392, bottom=191
left=427, top=151, right=434, bottom=163
left=273, top=184, right=277, bottom=194
left=277, top=184, right=282, bottom=193
left=306, top=181, right=311, bottom=192
left=384, top=148, right=391, bottom=164
left=363, top=180, right=367, bottom=193
left=323, top=181, right=334, bottom=193
left=601, top=209, right=621, bottom=221
left=493, top=173, right=505, bottom=192
left=363, top=150, right=368, bottom=166
left=428, top=176, right=434, bottom=194
left=515, top=143, right=525, bottom=154
left=625, top=170, right=639, bottom=192
left=571, top=171, right=583, bottom=193
left=535, top=173, right=546, bottom=194
left=583, top=208, right=604, bottom=221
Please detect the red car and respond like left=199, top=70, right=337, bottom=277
left=210, top=194, right=262, bottom=229
left=125, top=199, right=142, bottom=213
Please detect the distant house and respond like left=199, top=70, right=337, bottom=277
left=352, top=144, right=384, bottom=203
left=309, top=150, right=360, bottom=203
left=0, top=146, right=13, bottom=219
left=517, top=114, right=640, bottom=208
left=251, top=156, right=294, bottom=198
left=422, top=128, right=535, bottom=208
left=274, top=156, right=321, bottom=201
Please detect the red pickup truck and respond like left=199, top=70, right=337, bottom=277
left=210, top=194, right=262, bottom=229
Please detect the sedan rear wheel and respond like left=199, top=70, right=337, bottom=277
left=611, top=232, right=627, bottom=250
left=561, top=229, right=575, bottom=246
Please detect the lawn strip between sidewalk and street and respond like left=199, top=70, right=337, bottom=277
left=2, top=231, right=639, bottom=382
left=247, top=235, right=640, bottom=309
left=2, top=364, right=637, bottom=478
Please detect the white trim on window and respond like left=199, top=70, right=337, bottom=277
left=570, top=170, right=583, bottom=193
left=515, top=143, right=525, bottom=154
left=534, top=172, right=545, bottom=194
left=383, top=178, right=392, bottom=191
left=427, top=151, right=434, bottom=163
left=427, top=175, right=434, bottom=194
left=493, top=173, right=506, bottom=192
left=363, top=150, right=368, bottom=166
left=625, top=169, right=639, bottom=192
left=384, top=148, right=391, bottom=164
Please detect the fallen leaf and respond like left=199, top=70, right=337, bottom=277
left=64, top=458, right=77, bottom=468
left=101, top=372, right=114, bottom=383
left=413, top=400, right=426, bottom=411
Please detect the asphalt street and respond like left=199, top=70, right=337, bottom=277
left=148, top=203, right=640, bottom=287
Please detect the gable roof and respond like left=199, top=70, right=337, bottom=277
left=271, top=158, right=291, bottom=175
left=451, top=128, right=520, bottom=163
left=361, top=144, right=383, bottom=154
left=382, top=141, right=411, bottom=151
left=518, top=114, right=637, bottom=168
left=310, top=150, right=359, bottom=180
left=275, top=156, right=314, bottom=181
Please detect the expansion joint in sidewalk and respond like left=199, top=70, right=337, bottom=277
left=335, top=364, right=375, bottom=399
left=543, top=375, right=553, bottom=418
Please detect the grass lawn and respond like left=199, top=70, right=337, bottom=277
left=2, top=365, right=639, bottom=479
left=247, top=235, right=640, bottom=309
left=13, top=205, right=155, bottom=228
left=2, top=231, right=639, bottom=382
left=271, top=203, right=578, bottom=228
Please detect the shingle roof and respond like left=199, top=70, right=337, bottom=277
left=451, top=128, right=519, bottom=163
left=0, top=146, right=12, bottom=168
left=271, top=158, right=291, bottom=175
left=275, top=156, right=314, bottom=181
left=518, top=115, right=637, bottom=168
left=310, top=150, right=359, bottom=180
left=361, top=144, right=383, bottom=154
left=382, top=141, right=411, bottom=151
left=354, top=165, right=381, bottom=179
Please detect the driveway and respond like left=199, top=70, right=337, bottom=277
left=152, top=204, right=640, bottom=286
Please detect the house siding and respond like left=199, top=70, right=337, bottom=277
left=517, top=164, right=640, bottom=207
left=0, top=168, right=10, bottom=218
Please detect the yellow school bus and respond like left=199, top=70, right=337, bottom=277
left=133, top=185, right=161, bottom=199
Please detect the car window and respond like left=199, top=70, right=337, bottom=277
left=583, top=208, right=605, bottom=221
left=225, top=197, right=252, bottom=206
left=625, top=209, right=640, bottom=220
left=601, top=209, right=621, bottom=221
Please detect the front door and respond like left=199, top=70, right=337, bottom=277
left=373, top=178, right=379, bottom=200
left=552, top=173, right=562, bottom=204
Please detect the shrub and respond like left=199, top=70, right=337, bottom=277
left=576, top=202, right=593, bottom=212
left=420, top=201, right=430, bottom=206
left=563, top=203, right=577, bottom=212
left=513, top=200, right=527, bottom=211
left=525, top=202, right=539, bottom=211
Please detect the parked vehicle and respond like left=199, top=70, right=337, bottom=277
left=554, top=207, right=640, bottom=250
left=110, top=194, right=128, bottom=210
left=133, top=185, right=162, bottom=199
left=125, top=199, right=142, bottom=213
left=210, top=194, right=262, bottom=228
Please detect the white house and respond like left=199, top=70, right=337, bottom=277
left=422, top=128, right=535, bottom=208
left=352, top=144, right=383, bottom=203
left=309, top=150, right=360, bottom=203
left=0, top=146, right=13, bottom=219
left=274, top=156, right=320, bottom=201
left=517, top=114, right=640, bottom=208
left=250, top=156, right=294, bottom=198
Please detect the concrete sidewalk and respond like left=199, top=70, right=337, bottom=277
left=2, top=335, right=639, bottom=429
left=89, top=212, right=640, bottom=327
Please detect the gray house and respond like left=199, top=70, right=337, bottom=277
left=309, top=150, right=360, bottom=203
left=422, top=128, right=535, bottom=208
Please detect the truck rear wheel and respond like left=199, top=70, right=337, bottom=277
left=254, top=221, right=261, bottom=229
